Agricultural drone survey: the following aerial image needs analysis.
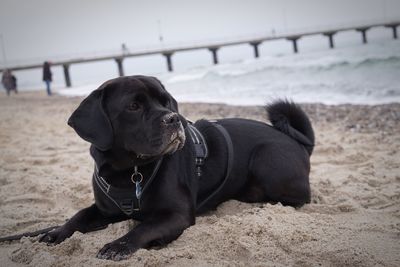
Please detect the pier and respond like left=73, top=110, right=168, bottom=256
left=1, top=21, right=399, bottom=87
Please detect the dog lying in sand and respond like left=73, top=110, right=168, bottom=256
left=40, top=75, right=314, bottom=260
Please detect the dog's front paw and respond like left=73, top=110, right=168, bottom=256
left=96, top=240, right=136, bottom=261
left=39, top=227, right=73, bottom=245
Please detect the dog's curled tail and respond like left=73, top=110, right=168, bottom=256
left=266, top=100, right=315, bottom=156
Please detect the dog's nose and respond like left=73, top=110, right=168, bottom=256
left=162, top=113, right=180, bottom=126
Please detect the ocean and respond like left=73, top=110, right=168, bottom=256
left=6, top=37, right=400, bottom=106
left=158, top=39, right=400, bottom=105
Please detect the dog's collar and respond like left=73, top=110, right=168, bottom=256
left=187, top=124, right=208, bottom=177
left=93, top=158, right=163, bottom=215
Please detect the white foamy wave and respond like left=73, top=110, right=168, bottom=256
left=166, top=72, right=207, bottom=83
left=58, top=84, right=100, bottom=97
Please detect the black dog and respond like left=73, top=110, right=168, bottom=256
left=40, top=75, right=314, bottom=260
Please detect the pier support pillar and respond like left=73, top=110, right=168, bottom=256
left=115, top=57, right=124, bottom=77
left=385, top=24, right=398, bottom=39
left=286, top=36, right=301, bottom=53
left=163, top=52, right=174, bottom=72
left=356, top=27, right=370, bottom=44
left=250, top=41, right=262, bottom=58
left=62, top=64, right=71, bottom=88
left=323, top=31, right=337, bottom=49
left=208, top=47, right=220, bottom=64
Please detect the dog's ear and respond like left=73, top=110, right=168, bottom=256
left=67, top=85, right=113, bottom=151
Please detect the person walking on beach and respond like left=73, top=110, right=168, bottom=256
left=1, top=69, right=18, bottom=96
left=42, top=61, right=52, bottom=96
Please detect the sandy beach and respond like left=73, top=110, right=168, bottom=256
left=0, top=91, right=399, bottom=266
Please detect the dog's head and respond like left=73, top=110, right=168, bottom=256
left=68, top=75, right=186, bottom=158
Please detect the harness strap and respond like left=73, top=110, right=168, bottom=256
left=196, top=122, right=234, bottom=211
left=94, top=158, right=163, bottom=216
left=187, top=124, right=208, bottom=176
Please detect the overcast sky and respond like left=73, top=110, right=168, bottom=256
left=0, top=0, right=399, bottom=66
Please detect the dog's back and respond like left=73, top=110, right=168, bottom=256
left=196, top=100, right=314, bottom=210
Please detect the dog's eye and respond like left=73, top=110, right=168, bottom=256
left=128, top=102, right=140, bottom=111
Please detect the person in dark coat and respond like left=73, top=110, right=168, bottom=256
left=1, top=69, right=18, bottom=96
left=42, top=61, right=52, bottom=96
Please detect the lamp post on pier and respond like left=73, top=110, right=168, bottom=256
left=0, top=34, right=7, bottom=68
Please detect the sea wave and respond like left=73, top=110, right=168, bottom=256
left=165, top=54, right=400, bottom=84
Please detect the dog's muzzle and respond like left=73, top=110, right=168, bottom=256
left=161, top=113, right=186, bottom=155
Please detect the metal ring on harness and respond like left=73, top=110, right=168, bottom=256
left=131, top=172, right=143, bottom=184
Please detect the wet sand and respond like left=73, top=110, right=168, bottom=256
left=0, top=92, right=399, bottom=266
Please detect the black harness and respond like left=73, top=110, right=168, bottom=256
left=187, top=124, right=209, bottom=177
left=93, top=121, right=233, bottom=216
left=94, top=158, right=163, bottom=215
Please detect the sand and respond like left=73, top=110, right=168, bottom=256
left=0, top=91, right=399, bottom=267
